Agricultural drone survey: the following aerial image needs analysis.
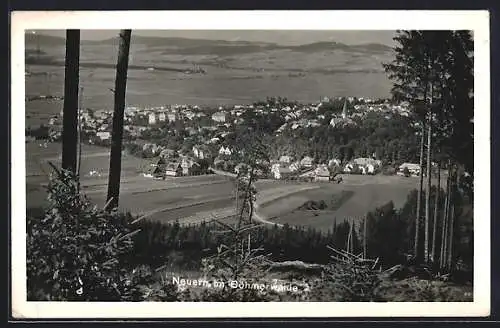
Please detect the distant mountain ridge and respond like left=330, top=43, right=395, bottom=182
left=25, top=33, right=393, bottom=56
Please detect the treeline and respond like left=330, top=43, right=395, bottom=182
left=222, top=107, right=420, bottom=166
left=274, top=112, right=419, bottom=165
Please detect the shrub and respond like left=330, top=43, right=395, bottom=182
left=311, top=262, right=384, bottom=301
left=26, top=165, right=179, bottom=301
left=27, top=166, right=138, bottom=300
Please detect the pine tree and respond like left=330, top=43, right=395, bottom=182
left=383, top=31, right=433, bottom=262
left=106, top=30, right=132, bottom=209
left=383, top=31, right=473, bottom=266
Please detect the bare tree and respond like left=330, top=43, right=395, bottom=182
left=106, top=30, right=132, bottom=209
left=424, top=82, right=433, bottom=263
left=430, top=160, right=441, bottom=264
left=415, top=124, right=425, bottom=260
left=439, top=162, right=451, bottom=271
left=61, top=30, right=80, bottom=173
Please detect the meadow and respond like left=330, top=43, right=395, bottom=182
left=259, top=175, right=421, bottom=232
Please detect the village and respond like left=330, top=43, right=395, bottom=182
left=27, top=96, right=422, bottom=183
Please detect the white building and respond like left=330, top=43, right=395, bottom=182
left=167, top=112, right=177, bottom=122
left=212, top=112, right=226, bottom=123
left=279, top=155, right=292, bottom=164
left=96, top=131, right=111, bottom=140
left=218, top=146, right=232, bottom=156
left=148, top=113, right=156, bottom=125
left=300, top=156, right=314, bottom=168
left=398, top=163, right=421, bottom=176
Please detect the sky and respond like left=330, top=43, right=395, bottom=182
left=35, top=30, right=397, bottom=46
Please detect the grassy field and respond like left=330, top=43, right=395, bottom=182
left=259, top=175, right=421, bottom=232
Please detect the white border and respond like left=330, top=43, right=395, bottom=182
left=11, top=10, right=490, bottom=318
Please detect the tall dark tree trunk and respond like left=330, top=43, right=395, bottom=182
left=431, top=160, right=441, bottom=264
left=446, top=166, right=458, bottom=271
left=424, top=83, right=433, bottom=264
left=106, top=30, right=132, bottom=209
left=440, top=162, right=451, bottom=270
left=363, top=215, right=367, bottom=259
left=76, top=86, right=84, bottom=189
left=61, top=30, right=80, bottom=173
left=415, top=122, right=425, bottom=260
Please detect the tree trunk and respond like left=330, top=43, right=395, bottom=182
left=346, top=220, right=351, bottom=254
left=76, top=86, right=84, bottom=187
left=440, top=162, right=451, bottom=270
left=415, top=122, right=425, bottom=261
left=106, top=30, right=132, bottom=209
left=363, top=215, right=367, bottom=259
left=424, top=83, right=433, bottom=264
left=431, top=160, right=441, bottom=264
left=61, top=30, right=80, bottom=174
left=447, top=166, right=458, bottom=271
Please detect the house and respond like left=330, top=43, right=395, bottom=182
left=279, top=155, right=292, bottom=164
left=352, top=158, right=381, bottom=173
left=272, top=165, right=294, bottom=180
left=159, top=148, right=176, bottom=159
left=158, top=113, right=167, bottom=122
left=165, top=162, right=183, bottom=177
left=344, top=163, right=358, bottom=174
left=300, top=156, right=314, bottom=168
left=289, top=162, right=300, bottom=172
left=167, top=112, right=177, bottom=122
left=398, top=163, right=421, bottom=177
left=148, top=156, right=166, bottom=167
left=96, top=131, right=111, bottom=140
left=353, top=158, right=373, bottom=166
left=143, top=165, right=164, bottom=178
left=178, top=156, right=195, bottom=175
left=307, top=120, right=321, bottom=128
left=271, top=163, right=281, bottom=173
left=193, top=145, right=210, bottom=159
left=148, top=113, right=156, bottom=125
left=218, top=146, right=232, bottom=156
left=365, top=164, right=376, bottom=175
left=329, top=114, right=357, bottom=128
left=185, top=111, right=196, bottom=120
left=187, top=162, right=201, bottom=175
left=212, top=111, right=226, bottom=123
left=143, top=157, right=166, bottom=178
left=329, top=117, right=342, bottom=127
left=315, top=166, right=330, bottom=182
